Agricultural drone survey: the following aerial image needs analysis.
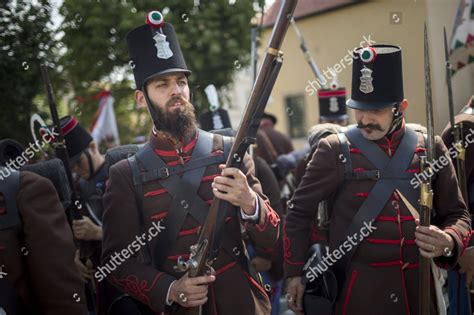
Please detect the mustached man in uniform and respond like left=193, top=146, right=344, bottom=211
left=284, top=45, right=471, bottom=315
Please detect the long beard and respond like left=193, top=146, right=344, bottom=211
left=150, top=95, right=197, bottom=139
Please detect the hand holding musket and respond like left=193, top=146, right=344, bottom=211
left=172, top=1, right=299, bottom=314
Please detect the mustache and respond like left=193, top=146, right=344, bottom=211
left=165, top=95, right=191, bottom=108
left=357, top=122, right=384, bottom=131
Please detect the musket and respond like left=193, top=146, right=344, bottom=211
left=40, top=65, right=80, bottom=214
left=419, top=23, right=435, bottom=315
left=443, top=26, right=468, bottom=200
left=290, top=18, right=326, bottom=86
left=40, top=65, right=97, bottom=310
left=174, top=1, right=298, bottom=314
left=251, top=24, right=259, bottom=83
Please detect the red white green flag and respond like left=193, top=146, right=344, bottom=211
left=450, top=0, right=474, bottom=74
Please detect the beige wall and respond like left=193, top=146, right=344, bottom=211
left=259, top=0, right=473, bottom=141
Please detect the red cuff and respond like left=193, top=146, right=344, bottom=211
left=255, top=200, right=280, bottom=232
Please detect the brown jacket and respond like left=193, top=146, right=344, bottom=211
left=441, top=113, right=474, bottom=246
left=102, top=129, right=280, bottom=314
left=0, top=171, right=88, bottom=314
left=284, top=124, right=471, bottom=315
left=253, top=155, right=284, bottom=282
left=256, top=128, right=294, bottom=165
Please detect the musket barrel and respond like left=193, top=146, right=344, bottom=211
left=443, top=27, right=468, bottom=200
left=420, top=23, right=434, bottom=315
left=185, top=1, right=298, bottom=313
left=290, top=18, right=325, bottom=85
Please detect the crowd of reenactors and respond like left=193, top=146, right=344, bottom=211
left=0, top=8, right=473, bottom=315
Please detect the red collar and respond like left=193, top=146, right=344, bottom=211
left=149, top=128, right=199, bottom=157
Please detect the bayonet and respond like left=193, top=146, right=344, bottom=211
left=290, top=18, right=326, bottom=86
left=444, top=26, right=468, bottom=200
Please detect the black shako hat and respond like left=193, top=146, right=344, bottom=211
left=318, top=88, right=347, bottom=120
left=127, top=10, right=191, bottom=90
left=346, top=44, right=404, bottom=110
left=59, top=116, right=93, bottom=164
left=0, top=139, right=25, bottom=166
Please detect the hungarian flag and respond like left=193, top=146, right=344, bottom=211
left=89, top=90, right=120, bottom=148
left=450, top=0, right=474, bottom=74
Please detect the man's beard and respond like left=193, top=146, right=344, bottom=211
left=150, top=95, right=197, bottom=139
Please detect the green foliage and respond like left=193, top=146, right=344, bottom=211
left=0, top=0, right=57, bottom=145
left=0, top=0, right=265, bottom=147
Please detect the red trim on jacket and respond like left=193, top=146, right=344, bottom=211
left=366, top=238, right=416, bottom=245
left=144, top=188, right=167, bottom=198
left=256, top=205, right=280, bottom=232
left=380, top=126, right=403, bottom=155
left=167, top=253, right=190, bottom=260
left=310, top=225, right=325, bottom=242
left=342, top=270, right=358, bottom=315
left=111, top=273, right=163, bottom=312
left=399, top=259, right=411, bottom=315
left=462, top=233, right=472, bottom=254
left=178, top=226, right=201, bottom=237
left=215, top=261, right=237, bottom=276
left=242, top=271, right=270, bottom=303
left=283, top=221, right=305, bottom=266
left=375, top=215, right=414, bottom=222
left=350, top=148, right=361, bottom=153
left=150, top=212, right=168, bottom=221
left=154, top=136, right=198, bottom=156
left=395, top=206, right=411, bottom=315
